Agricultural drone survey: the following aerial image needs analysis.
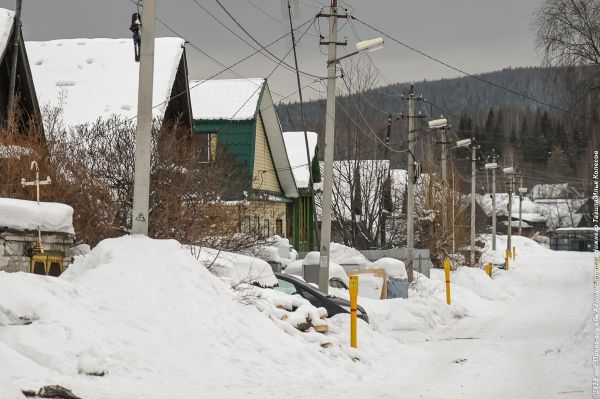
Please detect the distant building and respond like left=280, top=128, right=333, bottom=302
left=189, top=78, right=298, bottom=240
left=0, top=8, right=42, bottom=137
left=549, top=227, right=595, bottom=252
left=26, top=37, right=192, bottom=130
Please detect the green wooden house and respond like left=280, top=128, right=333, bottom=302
left=282, top=131, right=321, bottom=251
left=189, top=78, right=299, bottom=238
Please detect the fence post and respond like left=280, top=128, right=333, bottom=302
left=349, top=275, right=358, bottom=348
left=512, top=246, right=516, bottom=260
left=444, top=258, right=451, bottom=305
left=505, top=248, right=511, bottom=271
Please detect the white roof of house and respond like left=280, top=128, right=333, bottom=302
left=0, top=8, right=14, bottom=57
left=26, top=37, right=185, bottom=127
left=283, top=131, right=318, bottom=189
left=189, top=78, right=265, bottom=121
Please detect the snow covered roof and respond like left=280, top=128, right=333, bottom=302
left=26, top=37, right=186, bottom=127
left=283, top=131, right=318, bottom=189
left=189, top=78, right=265, bottom=121
left=0, top=198, right=74, bottom=234
left=530, top=183, right=577, bottom=200
left=0, top=8, right=14, bottom=58
left=477, top=193, right=540, bottom=218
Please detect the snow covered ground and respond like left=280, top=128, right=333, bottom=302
left=0, top=234, right=594, bottom=398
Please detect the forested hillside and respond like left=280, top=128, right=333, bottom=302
left=276, top=66, right=596, bottom=194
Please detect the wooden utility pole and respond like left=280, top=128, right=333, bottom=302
left=131, top=0, right=156, bottom=235
left=7, top=0, right=23, bottom=130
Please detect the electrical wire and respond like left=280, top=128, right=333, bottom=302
left=213, top=0, right=328, bottom=80
left=351, top=15, right=592, bottom=122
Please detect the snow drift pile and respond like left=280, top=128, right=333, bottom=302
left=0, top=236, right=362, bottom=399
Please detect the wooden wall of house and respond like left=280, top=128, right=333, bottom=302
left=252, top=113, right=281, bottom=194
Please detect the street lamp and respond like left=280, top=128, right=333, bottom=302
left=331, top=38, right=384, bottom=64
left=319, top=35, right=384, bottom=293
left=456, top=138, right=472, bottom=148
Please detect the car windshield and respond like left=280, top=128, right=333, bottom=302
left=274, top=278, right=297, bottom=295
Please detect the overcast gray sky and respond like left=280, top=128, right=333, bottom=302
left=1, top=0, right=542, bottom=102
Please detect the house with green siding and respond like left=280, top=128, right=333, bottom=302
left=282, top=131, right=321, bottom=251
left=189, top=78, right=299, bottom=239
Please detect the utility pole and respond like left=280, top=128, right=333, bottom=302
left=490, top=150, right=498, bottom=251
left=506, top=172, right=515, bottom=255
left=439, top=125, right=449, bottom=251
left=7, top=0, right=23, bottom=130
left=317, top=0, right=346, bottom=293
left=401, top=85, right=425, bottom=281
left=469, top=141, right=479, bottom=266
left=131, top=0, right=156, bottom=235
left=380, top=113, right=392, bottom=248
left=518, top=173, right=524, bottom=236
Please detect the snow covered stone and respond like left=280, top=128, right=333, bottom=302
left=0, top=198, right=74, bottom=234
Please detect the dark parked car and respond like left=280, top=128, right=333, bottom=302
left=273, top=273, right=369, bottom=323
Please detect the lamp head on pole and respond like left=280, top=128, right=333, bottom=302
left=355, top=37, right=384, bottom=53
left=428, top=118, right=447, bottom=130
left=456, top=138, right=472, bottom=148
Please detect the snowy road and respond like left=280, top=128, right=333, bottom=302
left=345, top=238, right=594, bottom=399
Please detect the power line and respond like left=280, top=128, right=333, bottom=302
left=351, top=15, right=591, bottom=122
left=213, top=0, right=327, bottom=80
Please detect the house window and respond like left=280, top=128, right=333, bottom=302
left=276, top=219, right=283, bottom=236
left=209, top=133, right=218, bottom=161
left=264, top=219, right=270, bottom=238
left=254, top=217, right=260, bottom=234
left=194, top=133, right=217, bottom=162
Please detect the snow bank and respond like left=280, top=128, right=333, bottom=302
left=329, top=243, right=370, bottom=267
left=0, top=198, right=74, bottom=234
left=0, top=236, right=361, bottom=398
left=190, top=246, right=277, bottom=287
left=371, top=258, right=407, bottom=279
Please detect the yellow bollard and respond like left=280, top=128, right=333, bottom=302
left=505, top=248, right=511, bottom=271
left=512, top=246, right=516, bottom=260
left=349, top=275, right=358, bottom=348
left=444, top=258, right=451, bottom=305
left=485, top=263, right=493, bottom=278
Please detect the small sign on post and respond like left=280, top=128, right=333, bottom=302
left=349, top=275, right=358, bottom=348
